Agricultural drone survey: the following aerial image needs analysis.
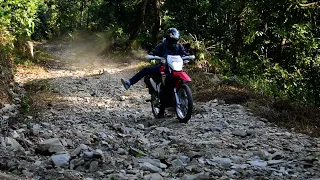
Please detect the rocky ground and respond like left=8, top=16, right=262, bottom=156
left=0, top=40, right=319, bottom=180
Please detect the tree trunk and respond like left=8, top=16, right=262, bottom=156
left=127, top=0, right=149, bottom=48
left=233, top=17, right=243, bottom=57
left=58, top=0, right=62, bottom=35
left=86, top=0, right=92, bottom=28
left=151, top=0, right=161, bottom=45
left=232, top=0, right=246, bottom=58
left=231, top=0, right=246, bottom=74
left=80, top=0, right=85, bottom=28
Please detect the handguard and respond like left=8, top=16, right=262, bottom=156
left=145, top=55, right=166, bottom=64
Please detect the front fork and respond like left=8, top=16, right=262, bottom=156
left=160, top=65, right=166, bottom=86
left=174, top=87, right=181, bottom=109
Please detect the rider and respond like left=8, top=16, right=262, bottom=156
left=121, top=28, right=188, bottom=90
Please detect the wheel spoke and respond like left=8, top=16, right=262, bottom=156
left=151, top=93, right=161, bottom=117
left=177, top=88, right=189, bottom=119
left=175, top=85, right=193, bottom=123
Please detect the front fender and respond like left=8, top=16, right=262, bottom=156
left=172, top=71, right=191, bottom=82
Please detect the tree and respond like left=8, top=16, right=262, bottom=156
left=127, top=0, right=149, bottom=47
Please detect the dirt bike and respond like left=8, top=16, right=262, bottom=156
left=144, top=54, right=195, bottom=123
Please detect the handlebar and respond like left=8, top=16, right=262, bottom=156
left=145, top=55, right=195, bottom=60
left=145, top=55, right=164, bottom=60
left=182, top=55, right=195, bottom=60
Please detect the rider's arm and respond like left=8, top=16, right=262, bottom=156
left=178, top=44, right=189, bottom=56
left=150, top=43, right=165, bottom=57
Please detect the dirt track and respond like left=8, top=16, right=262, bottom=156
left=1, top=39, right=319, bottom=180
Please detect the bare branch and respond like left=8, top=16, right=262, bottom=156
left=298, top=1, right=320, bottom=7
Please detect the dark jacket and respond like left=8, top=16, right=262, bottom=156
left=151, top=40, right=188, bottom=57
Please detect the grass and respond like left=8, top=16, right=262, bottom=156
left=188, top=68, right=320, bottom=137
left=14, top=47, right=57, bottom=68
left=247, top=100, right=320, bottom=137
left=0, top=82, right=11, bottom=105
left=13, top=46, right=61, bottom=118
left=0, top=49, right=14, bottom=105
left=20, top=79, right=61, bottom=118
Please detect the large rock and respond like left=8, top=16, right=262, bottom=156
left=143, top=173, right=163, bottom=180
left=93, top=149, right=105, bottom=161
left=181, top=173, right=211, bottom=180
left=232, top=129, right=247, bottom=137
left=38, top=138, right=65, bottom=154
left=70, top=159, right=85, bottom=170
left=2, top=104, right=16, bottom=113
left=171, top=159, right=186, bottom=168
left=51, top=153, right=71, bottom=167
left=137, top=158, right=167, bottom=169
left=1, top=137, right=6, bottom=147
left=5, top=137, right=24, bottom=151
left=70, top=144, right=88, bottom=157
left=207, top=157, right=232, bottom=167
left=129, top=147, right=147, bottom=157
left=89, top=161, right=99, bottom=172
left=140, top=162, right=162, bottom=173
left=248, top=160, right=267, bottom=167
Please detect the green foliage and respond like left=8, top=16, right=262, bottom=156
left=164, top=0, right=320, bottom=106
left=0, top=0, right=39, bottom=39
left=20, top=96, right=31, bottom=115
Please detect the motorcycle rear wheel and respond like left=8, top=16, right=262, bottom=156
left=176, top=84, right=193, bottom=123
left=151, top=92, right=165, bottom=119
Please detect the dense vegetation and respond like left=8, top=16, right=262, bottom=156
left=0, top=0, right=319, bottom=106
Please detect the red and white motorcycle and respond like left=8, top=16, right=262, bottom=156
left=144, top=54, right=195, bottom=123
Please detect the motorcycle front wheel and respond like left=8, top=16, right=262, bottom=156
left=176, top=84, right=193, bottom=123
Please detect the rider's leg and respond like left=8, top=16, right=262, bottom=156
left=121, top=65, right=161, bottom=89
left=160, top=73, right=174, bottom=107
left=130, top=65, right=161, bottom=85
